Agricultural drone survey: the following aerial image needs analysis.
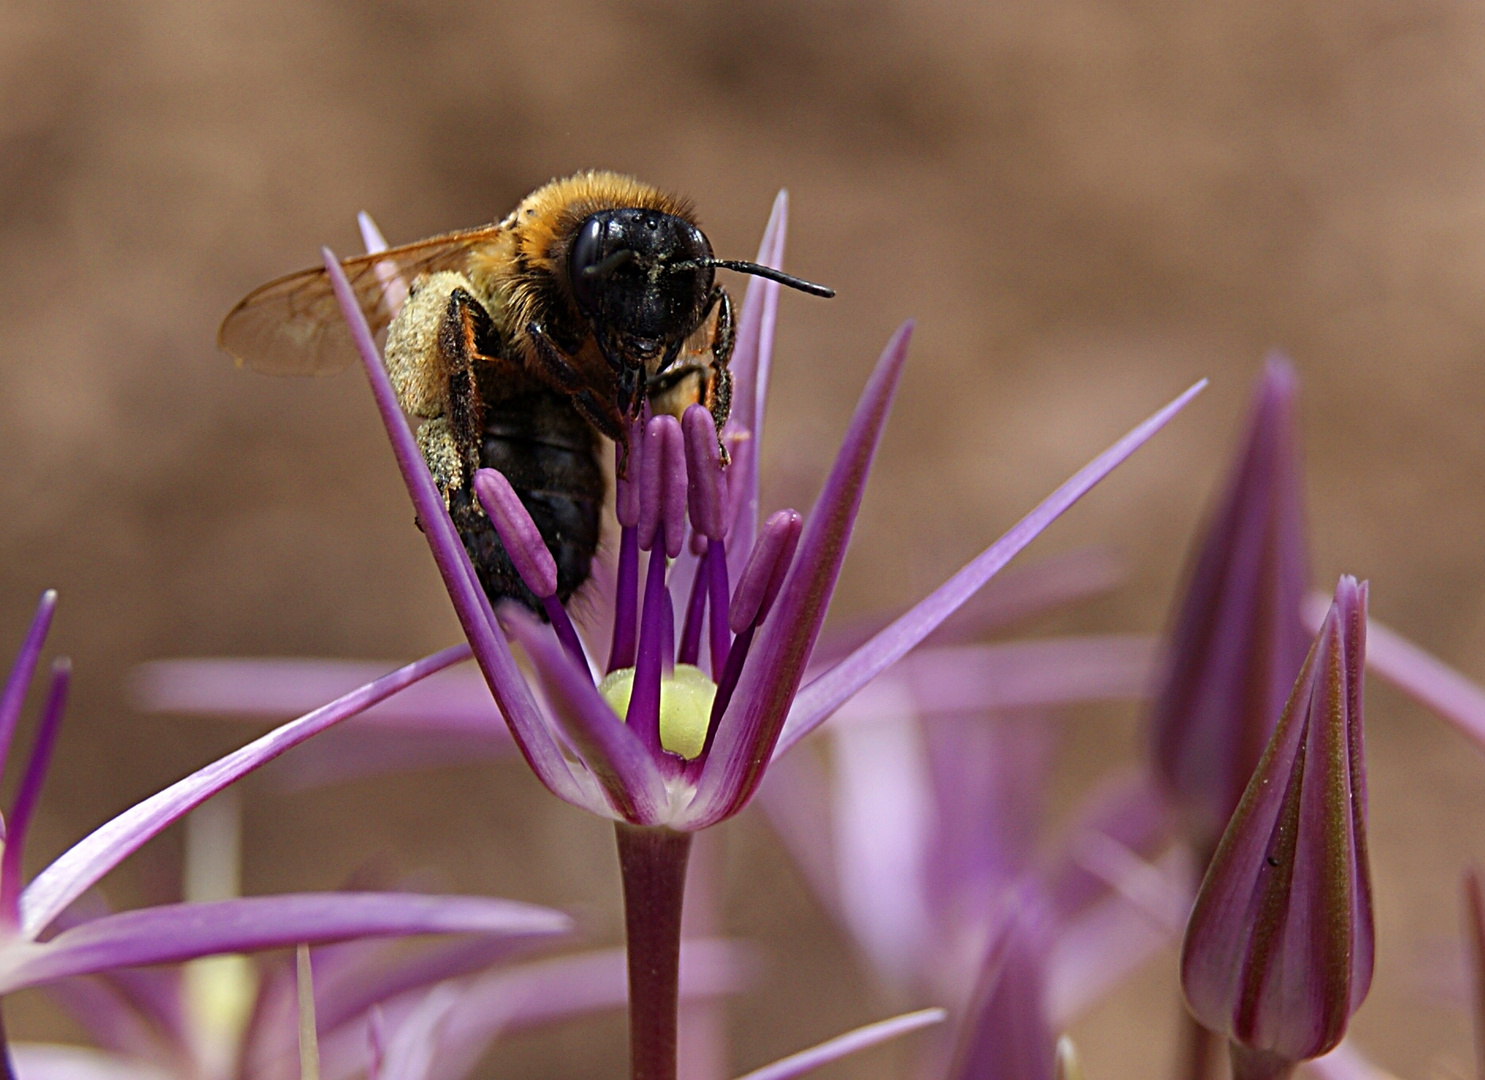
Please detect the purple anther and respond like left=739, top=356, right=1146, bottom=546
left=474, top=470, right=558, bottom=599
left=683, top=405, right=729, bottom=540
left=638, top=421, right=667, bottom=551
left=616, top=420, right=645, bottom=529
left=729, top=510, right=803, bottom=634
left=658, top=416, right=688, bottom=558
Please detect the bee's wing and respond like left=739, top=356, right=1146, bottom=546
left=217, top=226, right=504, bottom=376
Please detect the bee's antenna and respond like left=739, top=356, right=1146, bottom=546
left=671, top=259, right=835, bottom=298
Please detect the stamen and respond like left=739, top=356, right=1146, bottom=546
left=638, top=417, right=678, bottom=553
left=626, top=545, right=672, bottom=753
left=474, top=469, right=588, bottom=673
left=682, top=405, right=729, bottom=541
left=706, top=541, right=731, bottom=677
left=608, top=526, right=640, bottom=673
left=609, top=425, right=645, bottom=674
left=678, top=565, right=707, bottom=667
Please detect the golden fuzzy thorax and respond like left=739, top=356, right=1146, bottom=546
left=465, top=171, right=697, bottom=361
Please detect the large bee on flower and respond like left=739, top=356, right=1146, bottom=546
left=218, top=171, right=834, bottom=610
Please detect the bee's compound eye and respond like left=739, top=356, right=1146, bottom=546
left=568, top=215, right=606, bottom=313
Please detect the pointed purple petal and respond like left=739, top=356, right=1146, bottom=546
left=0, top=589, right=57, bottom=780
left=322, top=249, right=589, bottom=810
left=775, top=380, right=1206, bottom=757
left=1, top=658, right=69, bottom=922
left=20, top=646, right=470, bottom=938
left=500, top=606, right=667, bottom=824
left=733, top=1008, right=945, bottom=1080
left=724, top=192, right=788, bottom=580
left=690, top=323, right=914, bottom=826
left=1, top=893, right=570, bottom=994
left=1314, top=593, right=1485, bottom=754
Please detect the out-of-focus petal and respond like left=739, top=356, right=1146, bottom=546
left=732, top=1008, right=945, bottom=1080
left=9, top=1043, right=171, bottom=1080
left=945, top=909, right=1057, bottom=1080
left=20, top=646, right=471, bottom=938
left=1, top=893, right=571, bottom=993
left=1306, top=592, right=1485, bottom=754
left=831, top=713, right=933, bottom=991
left=131, top=658, right=509, bottom=737
left=1151, top=357, right=1311, bottom=848
left=819, top=637, right=1157, bottom=732
left=777, top=380, right=1207, bottom=756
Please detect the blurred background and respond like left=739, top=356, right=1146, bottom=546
left=4, top=0, right=1485, bottom=1075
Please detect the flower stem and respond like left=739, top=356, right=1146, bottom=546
left=616, top=823, right=695, bottom=1080
left=1228, top=1045, right=1296, bottom=1080
left=1175, top=1012, right=1221, bottom=1080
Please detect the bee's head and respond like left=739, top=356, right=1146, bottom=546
left=567, top=209, right=714, bottom=369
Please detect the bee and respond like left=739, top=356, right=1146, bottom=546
left=218, top=171, right=834, bottom=611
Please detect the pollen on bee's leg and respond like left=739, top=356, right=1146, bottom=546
left=473, top=469, right=587, bottom=672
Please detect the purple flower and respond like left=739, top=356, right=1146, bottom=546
left=0, top=592, right=571, bottom=1074
left=1180, top=576, right=1373, bottom=1078
left=1150, top=356, right=1312, bottom=854
left=326, top=196, right=1205, bottom=836
left=324, top=195, right=1203, bottom=1080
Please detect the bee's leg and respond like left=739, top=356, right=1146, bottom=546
left=416, top=418, right=464, bottom=506
left=526, top=321, right=627, bottom=443
left=703, top=286, right=735, bottom=462
left=438, top=288, right=498, bottom=483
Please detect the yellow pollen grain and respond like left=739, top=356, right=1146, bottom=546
left=599, top=664, right=717, bottom=760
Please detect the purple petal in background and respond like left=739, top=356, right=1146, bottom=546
left=132, top=658, right=509, bottom=738
left=0, top=589, right=57, bottom=779
left=733, top=1008, right=945, bottom=1080
left=3, top=893, right=570, bottom=993
left=10, top=1043, right=171, bottom=1080
left=20, top=646, right=471, bottom=938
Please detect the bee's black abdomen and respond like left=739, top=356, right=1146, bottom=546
left=452, top=388, right=605, bottom=615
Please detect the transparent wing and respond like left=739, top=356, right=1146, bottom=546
left=217, top=226, right=505, bottom=376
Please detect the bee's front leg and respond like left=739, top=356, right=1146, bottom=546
left=704, top=286, right=735, bottom=442
left=526, top=321, right=628, bottom=444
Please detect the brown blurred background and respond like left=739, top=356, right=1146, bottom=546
left=4, top=0, right=1485, bottom=1075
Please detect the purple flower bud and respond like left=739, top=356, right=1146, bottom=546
left=1180, top=575, right=1372, bottom=1072
left=1151, top=357, right=1311, bottom=850
left=473, top=469, right=558, bottom=600
left=730, top=510, right=802, bottom=634
left=683, top=405, right=729, bottom=541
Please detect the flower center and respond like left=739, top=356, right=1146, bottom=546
left=599, top=664, right=717, bottom=760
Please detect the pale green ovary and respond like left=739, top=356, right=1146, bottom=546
left=598, top=664, right=717, bottom=760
